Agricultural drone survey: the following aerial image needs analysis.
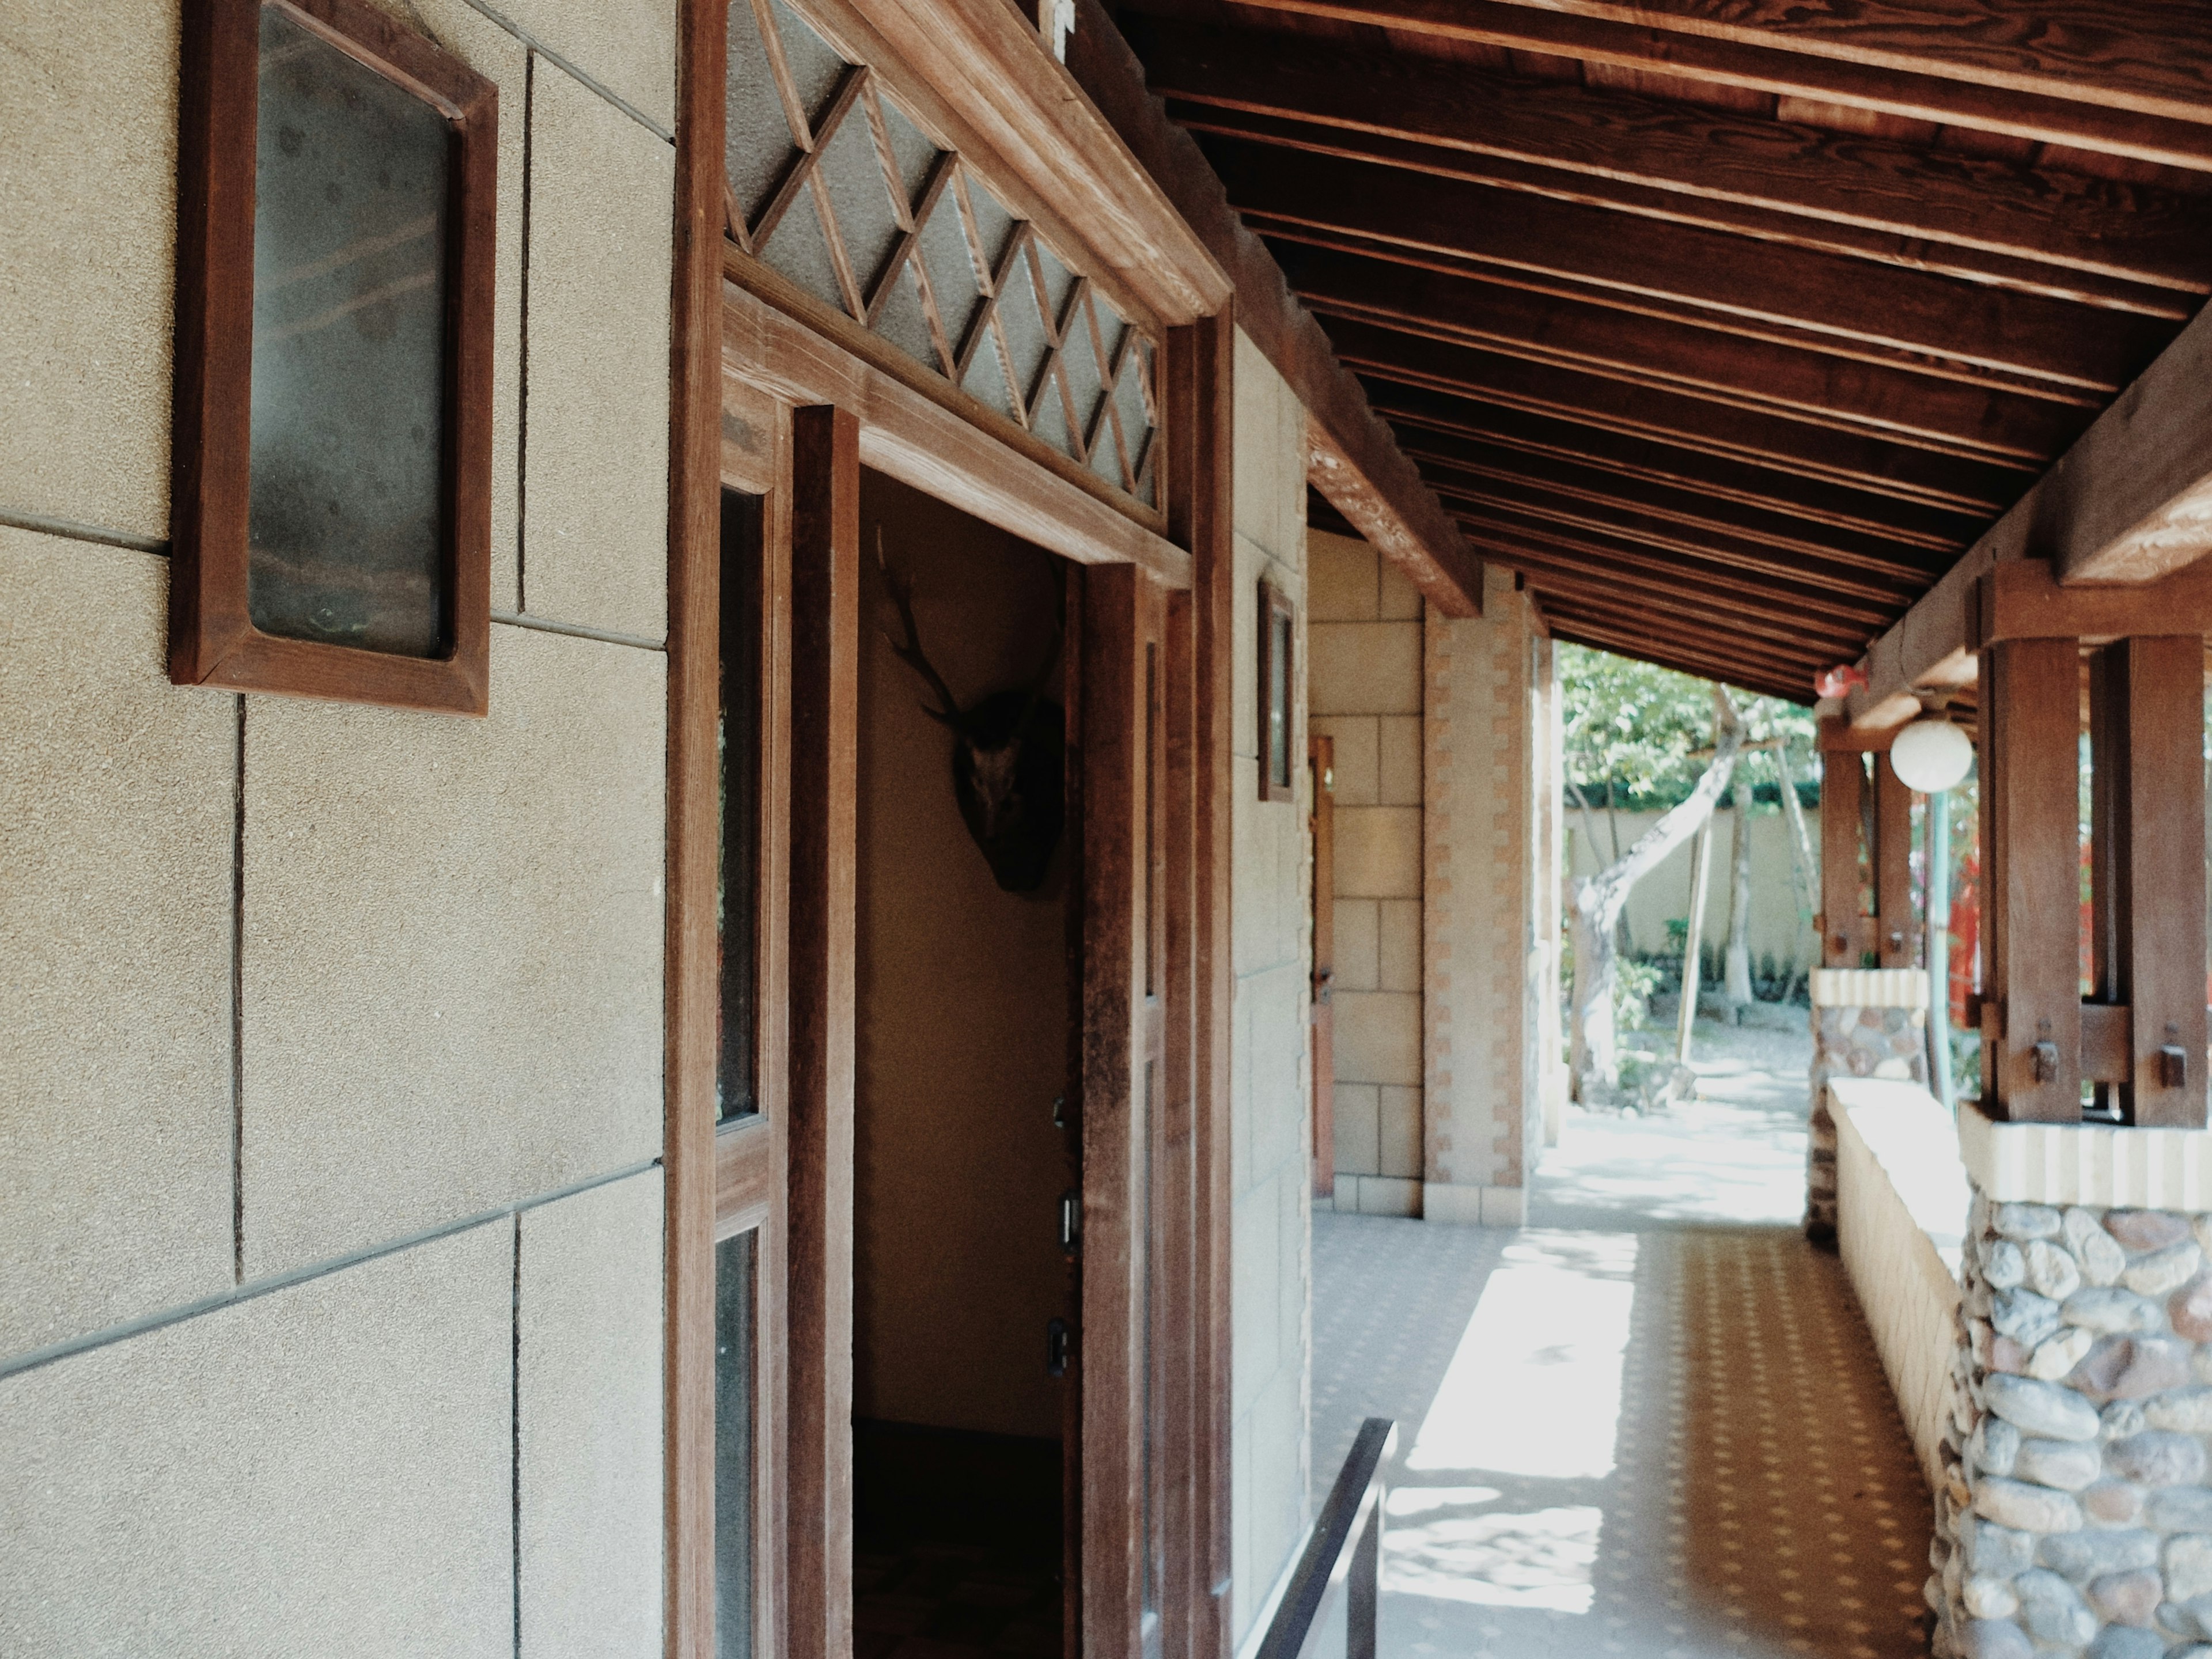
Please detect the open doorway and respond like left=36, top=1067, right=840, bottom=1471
left=851, top=469, right=1079, bottom=1659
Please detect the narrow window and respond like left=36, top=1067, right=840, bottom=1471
left=714, top=1227, right=758, bottom=1658
left=172, top=0, right=496, bottom=713
left=719, top=493, right=763, bottom=1120
left=1259, top=578, right=1296, bottom=802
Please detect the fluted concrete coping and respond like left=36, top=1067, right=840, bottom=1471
left=1811, top=968, right=1930, bottom=1009
left=1960, top=1099, right=2212, bottom=1211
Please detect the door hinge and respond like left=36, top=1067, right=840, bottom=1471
left=1046, top=1317, right=1072, bottom=1378
left=1058, top=1190, right=1082, bottom=1256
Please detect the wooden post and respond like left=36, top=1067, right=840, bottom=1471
left=786, top=404, right=859, bottom=1659
left=1981, top=637, right=2082, bottom=1123
left=1874, top=759, right=1915, bottom=968
left=1819, top=743, right=1866, bottom=968
left=2107, top=638, right=2209, bottom=1128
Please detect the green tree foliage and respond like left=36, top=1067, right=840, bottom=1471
left=1559, top=643, right=1815, bottom=809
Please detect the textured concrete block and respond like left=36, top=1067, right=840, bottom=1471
left=521, top=1170, right=665, bottom=1659
left=1310, top=622, right=1421, bottom=715
left=0, top=1224, right=512, bottom=1656
left=1380, top=1085, right=1423, bottom=1179
left=1233, top=755, right=1309, bottom=976
left=1378, top=558, right=1423, bottom=620
left=1232, top=1177, right=1281, bottom=1414
left=1310, top=715, right=1377, bottom=804
left=1422, top=1181, right=1483, bottom=1225
left=241, top=624, right=665, bottom=1275
left=1307, top=530, right=1377, bottom=622
left=499, top=0, right=678, bottom=131
left=1332, top=899, right=1380, bottom=992
left=1378, top=714, right=1422, bottom=805
left=0, top=1, right=177, bottom=538
left=0, top=532, right=233, bottom=1358
left=1334, top=1084, right=1380, bottom=1177
left=524, top=62, right=673, bottom=641
left=1357, top=1176, right=1421, bottom=1217
left=1247, top=964, right=1308, bottom=1175
left=1482, top=1185, right=1529, bottom=1226
left=1233, top=329, right=1305, bottom=565
left=1378, top=899, right=1422, bottom=993
left=1335, top=991, right=1422, bottom=1087
left=1336, top=806, right=1422, bottom=898
left=361, top=0, right=528, bottom=609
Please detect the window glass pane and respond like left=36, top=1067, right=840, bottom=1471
left=766, top=0, right=847, bottom=127
left=725, top=0, right=800, bottom=228
left=815, top=103, right=900, bottom=306
left=761, top=182, right=847, bottom=312
left=962, top=326, right=1018, bottom=422
left=248, top=5, right=449, bottom=657
left=714, top=1228, right=759, bottom=1659
left=1269, top=610, right=1291, bottom=789
left=916, top=189, right=981, bottom=357
left=719, top=493, right=762, bottom=1122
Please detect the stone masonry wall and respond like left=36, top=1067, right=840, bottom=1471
left=1810, top=969, right=1930, bottom=1242
left=1936, top=1194, right=2212, bottom=1659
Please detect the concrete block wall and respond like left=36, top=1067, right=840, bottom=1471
left=1422, top=569, right=1553, bottom=1228
left=1308, top=528, right=1426, bottom=1219
left=1, top=2, right=674, bottom=1647
left=1228, top=328, right=1315, bottom=1646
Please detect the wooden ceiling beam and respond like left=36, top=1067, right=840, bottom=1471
left=1283, top=245, right=2096, bottom=461
left=1441, top=494, right=1922, bottom=608
left=1464, top=531, right=1884, bottom=642
left=1543, top=613, right=1812, bottom=700
left=1171, top=103, right=2193, bottom=319
left=1533, top=591, right=1824, bottom=685
left=1121, top=0, right=2212, bottom=169
left=1438, top=475, right=1936, bottom=592
left=1445, top=508, right=1910, bottom=625
left=1404, top=429, right=1946, bottom=582
left=1368, top=383, right=1985, bottom=548
left=1132, top=17, right=2211, bottom=298
left=1331, top=319, right=2040, bottom=515
left=1208, top=141, right=2178, bottom=394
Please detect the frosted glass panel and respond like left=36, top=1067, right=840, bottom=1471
left=725, top=0, right=798, bottom=226
left=816, top=104, right=899, bottom=304
left=248, top=5, right=449, bottom=657
left=762, top=183, right=846, bottom=311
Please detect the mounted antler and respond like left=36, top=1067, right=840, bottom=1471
left=872, top=532, right=1069, bottom=895
left=874, top=528, right=965, bottom=729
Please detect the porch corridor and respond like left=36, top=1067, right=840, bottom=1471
left=1314, top=1024, right=1933, bottom=1658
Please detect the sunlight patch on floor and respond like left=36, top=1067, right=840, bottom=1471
left=1405, top=1230, right=1638, bottom=1480
left=1382, top=1490, right=1604, bottom=1613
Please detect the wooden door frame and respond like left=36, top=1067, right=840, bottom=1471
left=668, top=7, right=1236, bottom=1655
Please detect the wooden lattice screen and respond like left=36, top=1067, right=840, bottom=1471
left=728, top=0, right=1160, bottom=507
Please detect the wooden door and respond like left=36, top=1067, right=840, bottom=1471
left=1310, top=734, right=1335, bottom=1199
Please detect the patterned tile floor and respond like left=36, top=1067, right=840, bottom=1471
left=1315, top=1018, right=1936, bottom=1659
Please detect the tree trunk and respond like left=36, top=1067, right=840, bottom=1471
left=1569, top=687, right=1747, bottom=1100
left=1772, top=740, right=1819, bottom=994
left=1724, top=788, right=1755, bottom=1009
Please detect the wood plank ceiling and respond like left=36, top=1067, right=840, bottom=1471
left=1104, top=0, right=2212, bottom=699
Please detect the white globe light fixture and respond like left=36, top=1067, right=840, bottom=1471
left=1889, top=714, right=1973, bottom=793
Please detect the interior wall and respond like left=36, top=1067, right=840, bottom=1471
left=1308, top=528, right=1426, bottom=1218
left=1, top=2, right=673, bottom=1648
left=1228, top=327, right=1315, bottom=1647
left=852, top=469, right=1072, bottom=1444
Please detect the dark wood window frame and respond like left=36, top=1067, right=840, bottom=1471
left=1257, top=576, right=1296, bottom=803
left=171, top=0, right=497, bottom=714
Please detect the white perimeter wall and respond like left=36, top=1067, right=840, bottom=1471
left=2, top=2, right=676, bottom=1649
left=1567, top=806, right=1823, bottom=977
left=1228, top=328, right=1315, bottom=1645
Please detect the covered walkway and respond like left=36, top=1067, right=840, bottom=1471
left=1315, top=1025, right=1932, bottom=1658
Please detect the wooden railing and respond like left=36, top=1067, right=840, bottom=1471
left=1256, top=1417, right=1396, bottom=1659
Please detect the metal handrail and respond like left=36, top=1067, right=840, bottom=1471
left=1256, top=1417, right=1397, bottom=1659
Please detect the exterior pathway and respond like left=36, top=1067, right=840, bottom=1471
left=1313, top=1018, right=1936, bottom=1658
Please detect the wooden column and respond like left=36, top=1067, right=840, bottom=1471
left=1874, top=760, right=1915, bottom=968
left=2106, top=638, right=2209, bottom=1127
left=1819, top=740, right=1866, bottom=968
left=1981, top=637, right=2082, bottom=1123
left=786, top=404, right=859, bottom=1659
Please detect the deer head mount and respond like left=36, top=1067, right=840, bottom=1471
left=876, top=537, right=1066, bottom=894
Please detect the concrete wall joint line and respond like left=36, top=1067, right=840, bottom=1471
left=0, top=505, right=168, bottom=556
left=510, top=1211, right=523, bottom=1659
left=231, top=696, right=246, bottom=1286
left=516, top=48, right=535, bottom=615
left=445, top=0, right=674, bottom=142
left=0, top=1156, right=663, bottom=1382
left=491, top=610, right=666, bottom=652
